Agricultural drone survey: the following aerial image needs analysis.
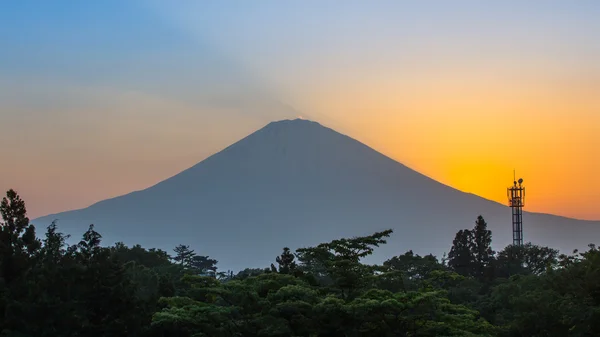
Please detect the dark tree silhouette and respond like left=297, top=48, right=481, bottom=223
left=0, top=189, right=41, bottom=284
left=189, top=255, right=218, bottom=275
left=275, top=247, right=297, bottom=274
left=448, top=229, right=475, bottom=277
left=472, top=215, right=494, bottom=280
left=495, top=243, right=559, bottom=277
left=173, top=244, right=195, bottom=268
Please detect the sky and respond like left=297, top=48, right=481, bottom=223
left=1, top=0, right=599, bottom=220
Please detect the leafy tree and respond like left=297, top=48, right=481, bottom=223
left=151, top=266, right=497, bottom=337
left=448, top=216, right=495, bottom=281
left=494, top=243, right=559, bottom=278
left=383, top=250, right=445, bottom=290
left=296, top=229, right=393, bottom=299
left=234, top=267, right=272, bottom=280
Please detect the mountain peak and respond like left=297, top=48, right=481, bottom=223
left=265, top=118, right=323, bottom=129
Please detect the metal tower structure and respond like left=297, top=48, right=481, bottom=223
left=507, top=172, right=525, bottom=246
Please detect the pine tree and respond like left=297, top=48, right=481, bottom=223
left=173, top=244, right=195, bottom=268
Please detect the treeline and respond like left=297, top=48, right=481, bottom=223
left=1, top=189, right=599, bottom=336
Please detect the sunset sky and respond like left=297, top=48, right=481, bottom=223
left=1, top=1, right=599, bottom=220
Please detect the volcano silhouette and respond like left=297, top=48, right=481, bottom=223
left=34, top=119, right=600, bottom=271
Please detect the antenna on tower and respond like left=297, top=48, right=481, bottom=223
left=507, top=172, right=525, bottom=246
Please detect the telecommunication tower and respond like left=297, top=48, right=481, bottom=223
left=507, top=172, right=525, bottom=246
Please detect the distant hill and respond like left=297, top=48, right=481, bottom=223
left=33, top=119, right=600, bottom=271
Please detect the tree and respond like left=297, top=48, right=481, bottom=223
left=189, top=255, right=218, bottom=276
left=495, top=243, right=559, bottom=278
left=296, top=229, right=393, bottom=299
left=275, top=247, right=297, bottom=274
left=234, top=268, right=271, bottom=280
left=0, top=190, right=41, bottom=284
left=76, top=224, right=102, bottom=262
left=383, top=250, right=445, bottom=291
left=173, top=244, right=195, bottom=268
left=0, top=190, right=42, bottom=332
left=472, top=215, right=494, bottom=280
left=110, top=243, right=172, bottom=269
left=71, top=225, right=142, bottom=336
left=448, top=216, right=495, bottom=281
left=448, top=229, right=475, bottom=277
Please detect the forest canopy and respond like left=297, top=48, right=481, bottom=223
left=1, top=189, right=599, bottom=337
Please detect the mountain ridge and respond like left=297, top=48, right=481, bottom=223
left=40, top=119, right=501, bottom=217
left=33, top=118, right=600, bottom=271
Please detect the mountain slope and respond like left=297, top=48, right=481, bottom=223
left=33, top=119, right=600, bottom=271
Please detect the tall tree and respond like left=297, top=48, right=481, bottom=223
left=472, top=215, right=494, bottom=280
left=448, top=229, right=475, bottom=277
left=173, top=244, right=195, bottom=268
left=0, top=189, right=40, bottom=284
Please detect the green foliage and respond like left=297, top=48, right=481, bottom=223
left=111, top=242, right=172, bottom=269
left=448, top=229, right=475, bottom=277
left=189, top=255, right=218, bottom=276
left=172, top=244, right=218, bottom=278
left=234, top=267, right=272, bottom=280
left=1, top=189, right=599, bottom=337
left=448, top=216, right=495, bottom=281
left=383, top=250, right=445, bottom=291
left=296, top=229, right=393, bottom=299
left=275, top=247, right=297, bottom=274
left=494, top=243, right=559, bottom=277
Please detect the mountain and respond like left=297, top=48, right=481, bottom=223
left=33, top=119, right=600, bottom=271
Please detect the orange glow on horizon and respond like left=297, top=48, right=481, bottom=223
left=308, top=68, right=600, bottom=221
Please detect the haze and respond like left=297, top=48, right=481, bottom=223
left=1, top=0, right=599, bottom=220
